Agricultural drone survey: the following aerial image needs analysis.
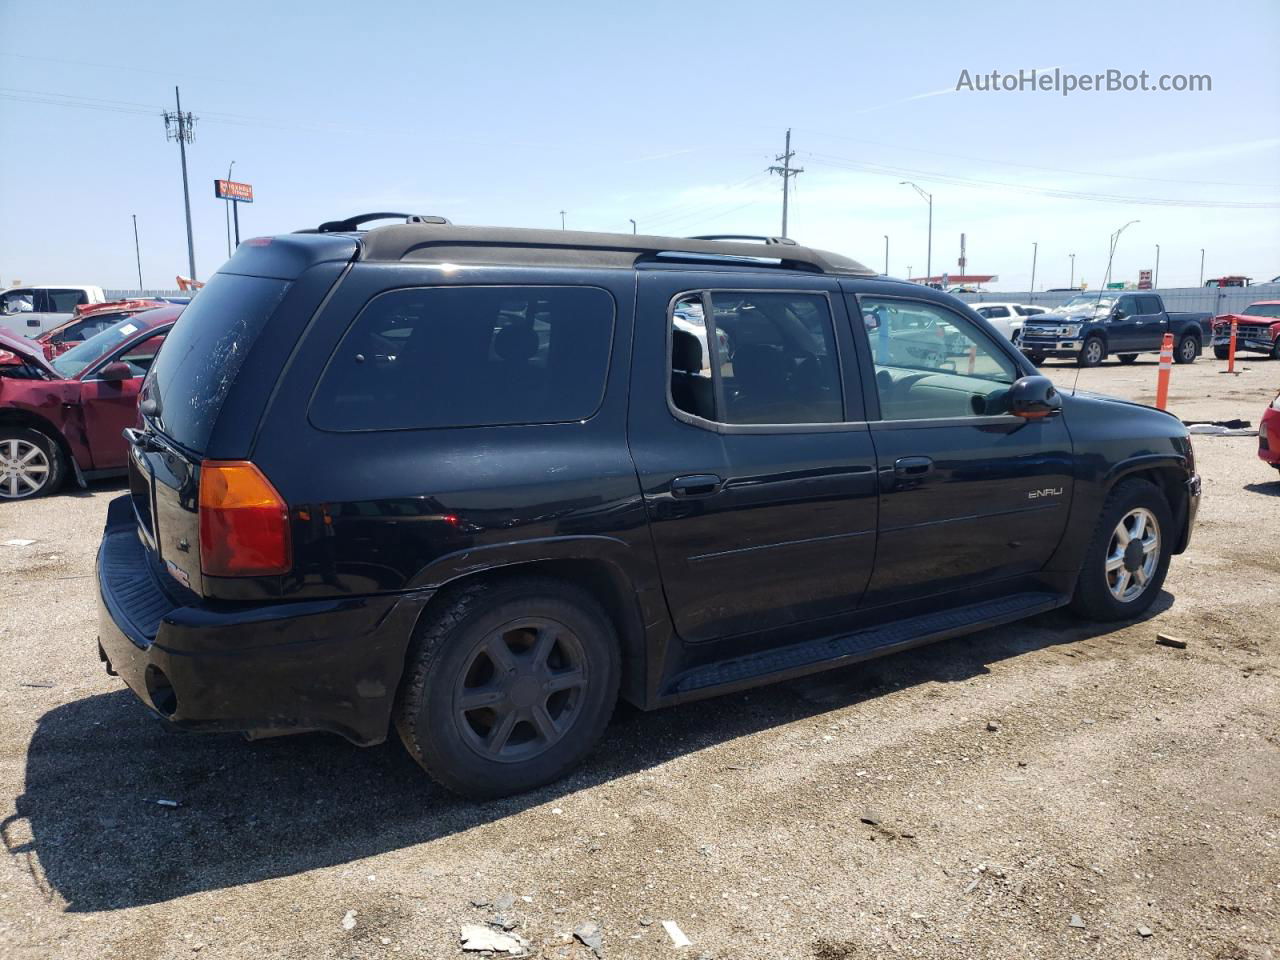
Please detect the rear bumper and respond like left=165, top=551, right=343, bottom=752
left=96, top=495, right=433, bottom=745
left=1260, top=412, right=1280, bottom=466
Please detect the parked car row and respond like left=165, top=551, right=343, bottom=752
left=0, top=284, right=106, bottom=337
left=78, top=218, right=1199, bottom=799
left=971, top=302, right=1052, bottom=345
left=1018, top=292, right=1212, bottom=367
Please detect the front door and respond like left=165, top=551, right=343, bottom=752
left=629, top=271, right=879, bottom=643
left=79, top=331, right=167, bottom=470
left=1106, top=294, right=1145, bottom=352
left=850, top=291, right=1074, bottom=608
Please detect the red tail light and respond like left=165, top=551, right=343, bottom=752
left=198, top=461, right=291, bottom=577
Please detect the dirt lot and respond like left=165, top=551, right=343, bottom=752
left=2, top=354, right=1278, bottom=960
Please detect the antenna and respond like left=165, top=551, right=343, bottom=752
left=1071, top=220, right=1138, bottom=396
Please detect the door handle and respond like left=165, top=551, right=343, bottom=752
left=893, top=456, right=934, bottom=478
left=671, top=474, right=724, bottom=498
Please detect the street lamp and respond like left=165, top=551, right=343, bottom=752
left=225, top=160, right=235, bottom=257
left=1154, top=244, right=1160, bottom=289
left=883, top=235, right=889, bottom=275
left=1069, top=253, right=1076, bottom=290
left=1199, top=248, right=1205, bottom=286
left=629, top=218, right=636, bottom=235
left=1103, top=220, right=1139, bottom=289
left=900, top=181, right=932, bottom=283
left=560, top=210, right=566, bottom=231
left=1030, top=242, right=1038, bottom=301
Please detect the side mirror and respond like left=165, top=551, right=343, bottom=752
left=98, top=361, right=133, bottom=382
left=1007, top=375, right=1062, bottom=419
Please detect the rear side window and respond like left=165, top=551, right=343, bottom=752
left=979, top=305, right=1010, bottom=318
left=47, top=289, right=88, bottom=313
left=147, top=273, right=290, bottom=453
left=310, top=285, right=614, bottom=432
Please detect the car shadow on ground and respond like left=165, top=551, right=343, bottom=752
left=5, top=594, right=1170, bottom=913
left=1244, top=480, right=1280, bottom=496
left=60, top=477, right=128, bottom=499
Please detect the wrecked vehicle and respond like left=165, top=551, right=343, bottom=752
left=0, top=305, right=180, bottom=499
left=1212, top=301, right=1280, bottom=360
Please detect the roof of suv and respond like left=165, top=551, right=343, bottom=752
left=348, top=223, right=876, bottom=277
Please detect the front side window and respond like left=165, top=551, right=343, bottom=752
left=114, top=333, right=167, bottom=377
left=311, top=285, right=615, bottom=432
left=2, top=290, right=36, bottom=314
left=52, top=315, right=153, bottom=379
left=859, top=296, right=1018, bottom=421
left=669, top=291, right=843, bottom=425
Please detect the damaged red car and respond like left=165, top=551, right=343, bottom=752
left=37, top=298, right=169, bottom=359
left=0, top=305, right=181, bottom=500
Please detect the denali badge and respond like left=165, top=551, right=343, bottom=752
left=1028, top=487, right=1064, bottom=499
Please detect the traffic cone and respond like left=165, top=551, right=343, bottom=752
left=1155, top=333, right=1173, bottom=410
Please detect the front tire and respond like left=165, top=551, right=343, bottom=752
left=1069, top=478, right=1172, bottom=621
left=0, top=428, right=65, bottom=500
left=1026, top=352, right=1046, bottom=366
left=1078, top=336, right=1105, bottom=367
left=395, top=576, right=620, bottom=798
left=1213, top=345, right=1230, bottom=360
left=1174, top=335, right=1199, bottom=364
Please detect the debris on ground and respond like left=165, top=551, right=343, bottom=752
left=143, top=797, right=181, bottom=808
left=574, top=921, right=604, bottom=957
left=986, top=720, right=1001, bottom=732
left=1069, top=914, right=1086, bottom=929
left=1185, top=424, right=1256, bottom=435
left=460, top=923, right=529, bottom=954
left=1137, top=926, right=1154, bottom=938
left=662, top=920, right=692, bottom=948
left=1156, top=632, right=1189, bottom=649
left=859, top=809, right=883, bottom=826
left=341, top=910, right=357, bottom=931
left=3, top=539, right=35, bottom=546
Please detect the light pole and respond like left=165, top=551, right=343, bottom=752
left=132, top=214, right=143, bottom=294
left=1029, top=241, right=1038, bottom=301
left=900, top=181, right=932, bottom=283
left=225, top=160, right=235, bottom=257
left=1154, top=244, right=1160, bottom=289
left=883, top=235, right=889, bottom=275
left=1103, top=220, right=1139, bottom=291
left=629, top=218, right=636, bottom=235
left=560, top=210, right=566, bottom=231
left=907, top=265, right=913, bottom=282
left=1069, top=253, right=1076, bottom=289
left=1199, top=248, right=1205, bottom=286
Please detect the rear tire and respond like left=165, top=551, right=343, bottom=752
left=0, top=427, right=65, bottom=501
left=1069, top=478, right=1173, bottom=622
left=1271, top=339, right=1280, bottom=360
left=395, top=576, right=620, bottom=798
left=1174, top=335, right=1199, bottom=364
left=1213, top=345, right=1230, bottom=360
left=1026, top=352, right=1046, bottom=366
left=1118, top=354, right=1139, bottom=364
left=1078, top=336, right=1105, bottom=367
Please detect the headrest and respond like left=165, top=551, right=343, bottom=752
left=672, top=329, right=705, bottom=373
left=494, top=324, right=539, bottom=361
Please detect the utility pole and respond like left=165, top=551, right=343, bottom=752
left=883, top=235, right=889, bottom=275
left=163, top=86, right=198, bottom=281
left=224, top=160, right=235, bottom=257
left=768, top=128, right=804, bottom=238
left=1029, top=241, right=1038, bottom=301
left=629, top=218, right=636, bottom=235
left=1069, top=253, right=1076, bottom=289
left=900, top=181, right=932, bottom=284
left=132, top=214, right=143, bottom=294
left=1154, top=244, right=1160, bottom=289
left=1199, top=248, right=1205, bottom=286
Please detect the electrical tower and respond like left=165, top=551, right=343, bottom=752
left=163, top=86, right=198, bottom=281
left=768, top=128, right=803, bottom=238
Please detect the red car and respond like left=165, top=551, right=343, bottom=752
left=0, top=305, right=181, bottom=500
left=1212, top=301, right=1280, bottom=360
left=1261, top=392, right=1280, bottom=473
left=37, top=298, right=168, bottom=360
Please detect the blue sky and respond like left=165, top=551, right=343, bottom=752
left=1, top=0, right=1277, bottom=290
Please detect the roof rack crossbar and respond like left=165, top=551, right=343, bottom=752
left=314, top=213, right=452, bottom=233
left=686, top=234, right=798, bottom=246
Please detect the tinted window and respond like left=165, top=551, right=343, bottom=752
left=1139, top=295, right=1162, bottom=313
left=115, top=333, right=167, bottom=377
left=1115, top=296, right=1138, bottom=317
left=978, top=305, right=1010, bottom=318
left=860, top=296, right=1017, bottom=421
left=47, top=289, right=88, bottom=313
left=311, top=285, right=614, bottom=432
left=670, top=291, right=843, bottom=425
left=147, top=274, right=289, bottom=452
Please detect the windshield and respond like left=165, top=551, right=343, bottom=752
left=50, top=315, right=149, bottom=378
left=1057, top=295, right=1115, bottom=313
left=1244, top=303, right=1280, bottom=319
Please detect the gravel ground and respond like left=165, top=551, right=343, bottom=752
left=2, top=354, right=1278, bottom=960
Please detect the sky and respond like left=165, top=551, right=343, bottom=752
left=1, top=0, right=1278, bottom=292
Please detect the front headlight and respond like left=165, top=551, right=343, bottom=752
left=1060, top=323, right=1081, bottom=337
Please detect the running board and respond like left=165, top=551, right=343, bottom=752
left=667, top=591, right=1067, bottom=697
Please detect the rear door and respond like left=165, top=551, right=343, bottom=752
left=848, top=289, right=1074, bottom=607
left=79, top=330, right=168, bottom=470
left=1137, top=295, right=1167, bottom=346
left=629, top=270, right=878, bottom=642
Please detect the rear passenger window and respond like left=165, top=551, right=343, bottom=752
left=311, top=286, right=614, bottom=431
left=979, top=305, right=1010, bottom=318
left=669, top=291, right=843, bottom=425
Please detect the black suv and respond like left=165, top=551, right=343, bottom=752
left=98, top=218, right=1200, bottom=797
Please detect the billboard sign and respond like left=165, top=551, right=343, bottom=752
left=1138, top=269, right=1153, bottom=290
left=214, top=179, right=254, bottom=203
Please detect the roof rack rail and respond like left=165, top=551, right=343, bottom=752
left=686, top=234, right=798, bottom=246
left=312, top=213, right=452, bottom=233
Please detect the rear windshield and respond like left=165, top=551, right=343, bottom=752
left=145, top=273, right=290, bottom=452
left=309, top=285, right=615, bottom=432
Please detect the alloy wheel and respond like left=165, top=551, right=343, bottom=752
left=1105, top=507, right=1161, bottom=602
left=1180, top=338, right=1197, bottom=362
left=0, top=438, right=51, bottom=499
left=453, top=617, right=589, bottom=763
left=1085, top=339, right=1103, bottom=365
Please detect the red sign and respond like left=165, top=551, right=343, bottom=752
left=1138, top=269, right=1153, bottom=290
left=214, top=179, right=254, bottom=203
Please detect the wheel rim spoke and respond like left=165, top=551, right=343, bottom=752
left=530, top=626, right=557, bottom=670
left=483, top=635, right=517, bottom=674
left=530, top=702, right=559, bottom=742
left=458, top=686, right=506, bottom=712
left=1105, top=551, right=1125, bottom=572
left=485, top=708, right=519, bottom=756
left=544, top=667, right=585, bottom=695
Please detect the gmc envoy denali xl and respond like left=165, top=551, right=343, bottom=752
left=97, top=216, right=1200, bottom=797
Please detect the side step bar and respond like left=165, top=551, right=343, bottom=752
left=667, top=591, right=1067, bottom=698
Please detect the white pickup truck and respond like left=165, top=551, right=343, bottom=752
left=0, top=285, right=107, bottom=338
